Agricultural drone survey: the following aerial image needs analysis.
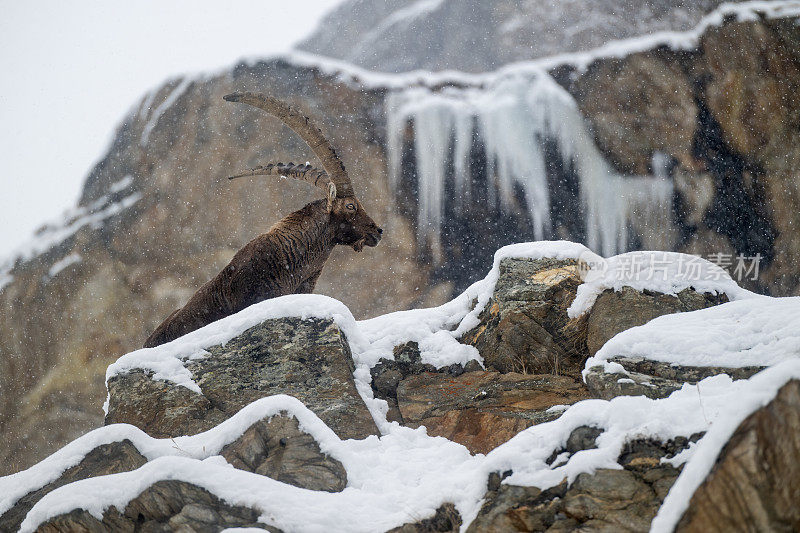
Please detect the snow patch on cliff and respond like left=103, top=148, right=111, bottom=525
left=140, top=77, right=192, bottom=146
left=45, top=253, right=82, bottom=280
left=0, top=191, right=142, bottom=291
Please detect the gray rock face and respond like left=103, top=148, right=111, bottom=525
left=469, top=436, right=694, bottom=532
left=299, top=0, right=734, bottom=73
left=106, top=317, right=378, bottom=440
left=220, top=415, right=347, bottom=493
left=37, top=480, right=280, bottom=533
left=585, top=287, right=728, bottom=356
left=676, top=380, right=800, bottom=532
left=584, top=356, right=765, bottom=400
left=0, top=440, right=147, bottom=533
left=461, top=258, right=585, bottom=375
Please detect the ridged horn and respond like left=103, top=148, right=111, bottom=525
left=224, top=92, right=354, bottom=197
left=228, top=162, right=333, bottom=192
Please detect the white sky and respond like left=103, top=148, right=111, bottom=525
left=0, top=0, right=343, bottom=258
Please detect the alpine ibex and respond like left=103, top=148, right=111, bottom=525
left=143, top=92, right=382, bottom=348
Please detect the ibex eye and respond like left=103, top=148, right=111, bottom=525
left=346, top=204, right=356, bottom=211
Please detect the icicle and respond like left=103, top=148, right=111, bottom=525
left=385, top=69, right=672, bottom=259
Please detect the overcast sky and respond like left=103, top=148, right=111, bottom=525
left=0, top=0, right=343, bottom=258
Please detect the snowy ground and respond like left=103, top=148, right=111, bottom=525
left=3, top=241, right=799, bottom=532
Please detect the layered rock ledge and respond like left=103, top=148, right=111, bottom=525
left=106, top=316, right=378, bottom=440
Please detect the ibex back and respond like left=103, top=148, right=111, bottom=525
left=143, top=93, right=382, bottom=348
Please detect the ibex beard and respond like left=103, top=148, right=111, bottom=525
left=143, top=93, right=382, bottom=348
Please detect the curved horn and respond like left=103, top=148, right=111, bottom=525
left=224, top=92, right=354, bottom=197
left=228, top=162, right=333, bottom=192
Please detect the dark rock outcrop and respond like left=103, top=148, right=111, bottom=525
left=468, top=434, right=695, bottom=532
left=676, top=379, right=800, bottom=532
left=220, top=415, right=347, bottom=493
left=370, top=341, right=484, bottom=423
left=3, top=409, right=348, bottom=531
left=584, top=356, right=765, bottom=400
left=386, top=503, right=462, bottom=533
left=106, top=317, right=378, bottom=440
left=461, top=258, right=585, bottom=375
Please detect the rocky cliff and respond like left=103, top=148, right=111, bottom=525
left=0, top=59, right=436, bottom=476
left=2, top=1, right=800, bottom=478
left=2, top=242, right=798, bottom=532
left=298, top=0, right=737, bottom=73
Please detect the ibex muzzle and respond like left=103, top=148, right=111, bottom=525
left=143, top=93, right=382, bottom=348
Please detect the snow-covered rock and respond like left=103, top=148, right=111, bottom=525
left=460, top=256, right=585, bottom=375
left=5, top=241, right=800, bottom=532
left=105, top=310, right=379, bottom=441
left=583, top=295, right=800, bottom=400
left=5, top=1, right=800, bottom=480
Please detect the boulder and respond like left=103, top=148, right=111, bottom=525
left=371, top=341, right=440, bottom=423
left=585, top=287, right=728, bottom=356
left=370, top=341, right=484, bottom=423
left=396, top=371, right=590, bottom=454
left=36, top=480, right=280, bottom=533
left=106, top=317, right=378, bottom=440
left=468, top=432, right=695, bottom=532
left=584, top=356, right=765, bottom=400
left=220, top=415, right=347, bottom=493
left=461, top=258, right=585, bottom=375
left=676, top=380, right=800, bottom=532
left=386, top=503, right=461, bottom=533
left=0, top=440, right=147, bottom=533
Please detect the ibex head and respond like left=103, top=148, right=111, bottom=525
left=328, top=195, right=382, bottom=251
left=224, top=92, right=382, bottom=252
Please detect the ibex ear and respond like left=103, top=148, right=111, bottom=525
left=327, top=183, right=337, bottom=212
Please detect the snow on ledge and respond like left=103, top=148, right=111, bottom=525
left=358, top=241, right=597, bottom=371
left=584, top=296, right=800, bottom=377
left=567, top=250, right=757, bottom=319
left=533, top=0, right=800, bottom=72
